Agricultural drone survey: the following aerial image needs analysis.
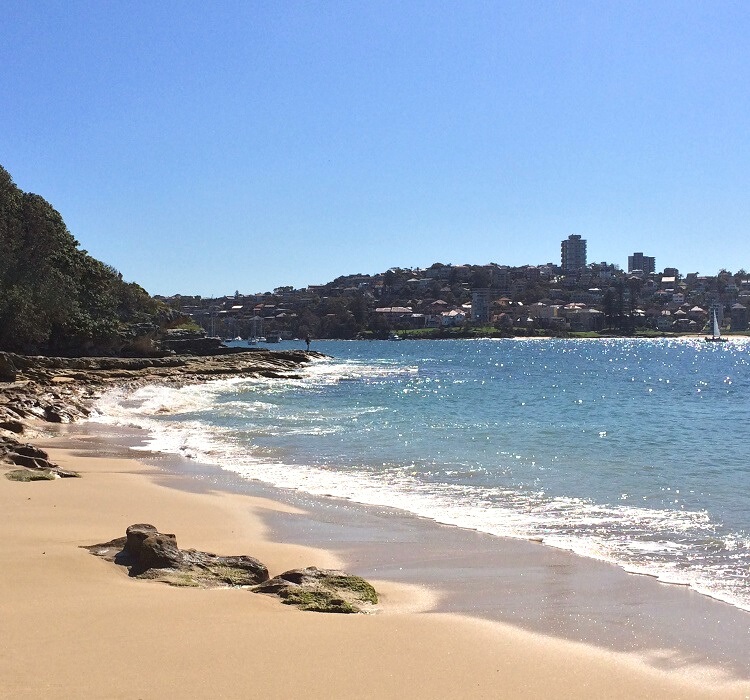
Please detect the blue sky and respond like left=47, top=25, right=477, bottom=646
left=2, top=1, right=749, bottom=296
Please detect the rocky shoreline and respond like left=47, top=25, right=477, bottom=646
left=1, top=348, right=384, bottom=615
left=0, top=348, right=321, bottom=478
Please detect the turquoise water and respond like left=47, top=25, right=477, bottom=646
left=93, top=338, right=750, bottom=611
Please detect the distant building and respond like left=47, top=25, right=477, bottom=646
left=628, top=252, right=655, bottom=274
left=471, top=288, right=491, bottom=323
left=730, top=303, right=748, bottom=331
left=561, top=234, right=587, bottom=272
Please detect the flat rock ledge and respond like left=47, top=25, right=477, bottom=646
left=86, top=524, right=378, bottom=614
left=0, top=348, right=322, bottom=476
left=0, top=348, right=322, bottom=425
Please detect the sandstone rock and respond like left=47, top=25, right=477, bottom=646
left=12, top=443, right=49, bottom=459
left=85, top=528, right=375, bottom=613
left=0, top=350, right=321, bottom=485
left=183, top=551, right=269, bottom=585
left=124, top=523, right=160, bottom=557
left=135, top=533, right=183, bottom=573
left=88, top=525, right=269, bottom=585
left=44, top=406, right=70, bottom=422
left=254, top=566, right=379, bottom=613
left=8, top=453, right=51, bottom=470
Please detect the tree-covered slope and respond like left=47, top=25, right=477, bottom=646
left=0, top=165, right=164, bottom=355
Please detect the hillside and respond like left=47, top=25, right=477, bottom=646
left=0, top=165, right=165, bottom=355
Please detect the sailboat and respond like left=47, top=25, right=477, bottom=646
left=705, top=309, right=727, bottom=342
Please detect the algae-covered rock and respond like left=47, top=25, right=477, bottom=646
left=254, top=566, right=378, bottom=613
left=5, top=468, right=56, bottom=482
left=84, top=527, right=377, bottom=614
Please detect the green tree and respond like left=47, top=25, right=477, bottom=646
left=0, top=164, right=165, bottom=355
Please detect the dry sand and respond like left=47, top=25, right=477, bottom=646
left=1, top=442, right=748, bottom=699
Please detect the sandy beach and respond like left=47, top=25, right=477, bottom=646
left=1, top=429, right=748, bottom=699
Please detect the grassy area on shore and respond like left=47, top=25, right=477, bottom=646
left=357, top=327, right=750, bottom=340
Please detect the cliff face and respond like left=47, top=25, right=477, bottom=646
left=0, top=165, right=166, bottom=356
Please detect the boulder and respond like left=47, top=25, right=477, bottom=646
left=124, top=523, right=159, bottom=557
left=88, top=525, right=268, bottom=585
left=12, top=443, right=49, bottom=459
left=0, top=436, right=79, bottom=478
left=135, top=533, right=183, bottom=573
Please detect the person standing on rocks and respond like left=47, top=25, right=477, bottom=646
left=305, top=335, right=311, bottom=350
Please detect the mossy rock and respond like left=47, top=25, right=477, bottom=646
left=162, top=572, right=201, bottom=588
left=278, top=588, right=357, bottom=613
left=207, top=564, right=259, bottom=586
left=254, top=567, right=379, bottom=613
left=5, top=468, right=56, bottom=482
left=318, top=573, right=378, bottom=605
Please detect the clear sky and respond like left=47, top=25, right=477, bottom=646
left=2, top=1, right=749, bottom=296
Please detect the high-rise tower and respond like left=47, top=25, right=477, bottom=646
left=561, top=234, right=587, bottom=272
left=627, top=252, right=655, bottom=274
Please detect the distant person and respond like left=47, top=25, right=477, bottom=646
left=305, top=335, right=311, bottom=350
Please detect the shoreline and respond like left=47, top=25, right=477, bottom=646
left=104, top=421, right=750, bottom=677
left=2, top=349, right=749, bottom=697
left=0, top=420, right=742, bottom=697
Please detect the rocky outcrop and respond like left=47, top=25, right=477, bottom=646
left=254, top=567, right=379, bottom=613
left=86, top=524, right=270, bottom=586
left=0, top=349, right=321, bottom=428
left=0, top=348, right=321, bottom=478
left=123, top=523, right=183, bottom=573
left=1, top=435, right=79, bottom=478
left=86, top=525, right=379, bottom=613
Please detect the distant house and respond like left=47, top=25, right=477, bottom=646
left=441, top=309, right=466, bottom=327
left=561, top=305, right=604, bottom=332
left=656, top=310, right=672, bottom=331
left=374, top=307, right=413, bottom=321
left=661, top=276, right=676, bottom=289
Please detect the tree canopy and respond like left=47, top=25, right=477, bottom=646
left=0, top=165, right=163, bottom=355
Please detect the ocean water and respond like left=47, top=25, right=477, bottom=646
left=91, top=338, right=750, bottom=612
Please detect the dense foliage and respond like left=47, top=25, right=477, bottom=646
left=0, top=165, right=163, bottom=355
